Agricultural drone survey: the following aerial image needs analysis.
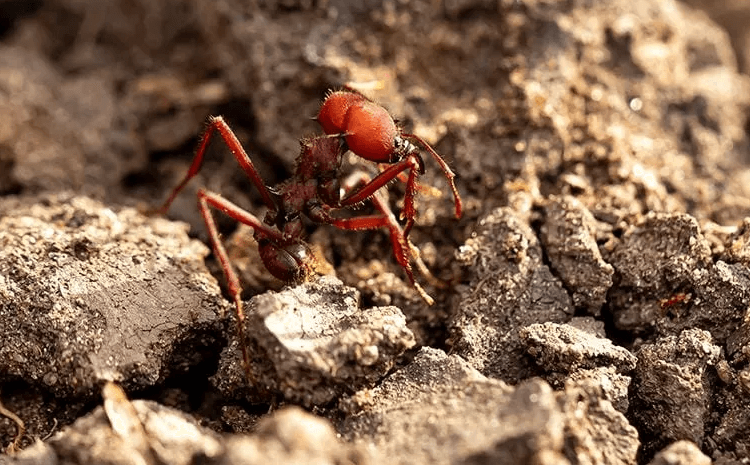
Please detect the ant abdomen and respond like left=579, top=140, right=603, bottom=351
left=258, top=239, right=314, bottom=283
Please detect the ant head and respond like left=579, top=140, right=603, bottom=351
left=317, top=90, right=366, bottom=135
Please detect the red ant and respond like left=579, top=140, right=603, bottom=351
left=156, top=88, right=462, bottom=380
left=659, top=292, right=692, bottom=311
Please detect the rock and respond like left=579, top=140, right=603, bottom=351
left=606, top=212, right=750, bottom=342
left=213, top=276, right=415, bottom=406
left=219, top=407, right=370, bottom=465
left=341, top=347, right=638, bottom=465
left=0, top=194, right=227, bottom=398
left=560, top=376, right=639, bottom=465
left=711, top=370, right=750, bottom=463
left=449, top=208, right=574, bottom=381
left=565, top=366, right=632, bottom=414
left=688, top=260, right=750, bottom=342
left=340, top=347, right=565, bottom=465
left=606, top=212, right=712, bottom=331
left=540, top=195, right=614, bottom=315
left=520, top=321, right=637, bottom=374
left=630, top=329, right=721, bottom=457
left=646, top=440, right=711, bottom=465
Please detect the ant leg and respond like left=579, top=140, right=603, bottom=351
left=197, top=188, right=287, bottom=385
left=339, top=154, right=424, bottom=245
left=158, top=116, right=277, bottom=214
left=319, top=208, right=434, bottom=306
left=311, top=182, right=435, bottom=306
left=339, top=155, right=421, bottom=207
left=342, top=172, right=446, bottom=290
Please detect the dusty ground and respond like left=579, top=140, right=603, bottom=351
left=1, top=0, right=750, bottom=464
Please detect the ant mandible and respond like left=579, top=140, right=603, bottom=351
left=156, top=88, right=462, bottom=380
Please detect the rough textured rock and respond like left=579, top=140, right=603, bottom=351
left=629, top=329, right=721, bottom=457
left=219, top=407, right=370, bottom=465
left=646, top=440, right=711, bottom=465
left=341, top=347, right=638, bottom=465
left=564, top=366, right=632, bottom=415
left=520, top=322, right=637, bottom=374
left=606, top=212, right=750, bottom=343
left=0, top=194, right=227, bottom=398
left=213, top=276, right=415, bottom=406
left=687, top=260, right=750, bottom=343
left=450, top=208, right=574, bottom=381
left=340, top=347, right=564, bottom=465
left=539, top=195, right=614, bottom=315
left=605, top=212, right=712, bottom=332
left=711, top=364, right=750, bottom=464
left=559, top=377, right=639, bottom=465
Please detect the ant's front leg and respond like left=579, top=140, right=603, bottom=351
left=343, top=171, right=446, bottom=288
left=310, top=174, right=436, bottom=306
left=157, top=116, right=278, bottom=214
left=337, top=153, right=424, bottom=241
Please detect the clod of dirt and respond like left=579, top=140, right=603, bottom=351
left=607, top=212, right=750, bottom=342
left=712, top=383, right=750, bottom=462
left=340, top=347, right=553, bottom=465
left=0, top=193, right=227, bottom=399
left=629, top=329, right=721, bottom=458
left=606, top=212, right=712, bottom=331
left=565, top=366, right=632, bottom=415
left=340, top=347, right=637, bottom=465
left=520, top=321, right=637, bottom=374
left=559, top=375, right=639, bottom=465
left=539, top=195, right=614, bottom=315
left=213, top=276, right=415, bottom=406
left=221, top=406, right=369, bottom=465
left=688, top=260, right=750, bottom=343
left=449, top=207, right=574, bottom=381
left=7, top=385, right=366, bottom=465
left=646, top=440, right=711, bottom=465
left=726, top=306, right=750, bottom=368
left=723, top=218, right=750, bottom=266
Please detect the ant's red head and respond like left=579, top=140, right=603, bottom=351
left=316, top=90, right=365, bottom=135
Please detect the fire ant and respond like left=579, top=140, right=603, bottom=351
left=156, top=88, right=462, bottom=380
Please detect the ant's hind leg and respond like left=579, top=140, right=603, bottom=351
left=158, top=116, right=278, bottom=214
left=197, top=188, right=286, bottom=385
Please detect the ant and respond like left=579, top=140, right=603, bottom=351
left=156, top=88, right=462, bottom=381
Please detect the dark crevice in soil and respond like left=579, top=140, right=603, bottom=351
left=0, top=145, right=22, bottom=197
left=0, top=0, right=43, bottom=39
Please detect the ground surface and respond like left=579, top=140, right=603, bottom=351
left=1, top=1, right=750, bottom=464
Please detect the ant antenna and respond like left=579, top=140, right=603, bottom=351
left=403, top=133, right=462, bottom=219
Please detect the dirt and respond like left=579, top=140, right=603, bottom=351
left=1, top=0, right=750, bottom=464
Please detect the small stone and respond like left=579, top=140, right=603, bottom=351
left=213, top=276, right=415, bottom=406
